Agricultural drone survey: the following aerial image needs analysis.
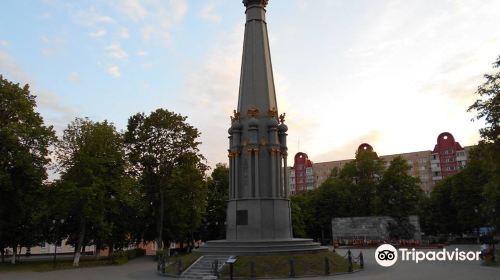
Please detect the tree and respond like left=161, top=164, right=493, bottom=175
left=375, top=156, right=423, bottom=217
left=0, top=76, right=56, bottom=264
left=56, top=118, right=128, bottom=266
left=163, top=155, right=206, bottom=249
left=290, top=197, right=306, bottom=238
left=201, top=163, right=229, bottom=241
left=468, top=55, right=500, bottom=144
left=124, top=109, right=205, bottom=251
left=468, top=55, right=500, bottom=232
left=426, top=178, right=460, bottom=234
left=338, top=148, right=384, bottom=216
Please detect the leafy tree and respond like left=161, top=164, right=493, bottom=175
left=290, top=198, right=306, bottom=238
left=468, top=55, right=500, bottom=232
left=426, top=178, right=460, bottom=234
left=0, top=76, right=55, bottom=264
left=56, top=118, right=127, bottom=266
left=163, top=155, right=206, bottom=248
left=201, top=163, right=229, bottom=241
left=124, top=109, right=205, bottom=250
left=291, top=192, right=319, bottom=239
left=468, top=55, right=499, bottom=144
left=339, top=148, right=384, bottom=216
left=375, top=156, right=423, bottom=217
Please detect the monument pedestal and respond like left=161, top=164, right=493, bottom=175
left=199, top=239, right=326, bottom=255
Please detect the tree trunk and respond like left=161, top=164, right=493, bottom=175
left=108, top=245, right=114, bottom=259
left=95, top=246, right=101, bottom=260
left=17, top=246, right=21, bottom=261
left=10, top=245, right=16, bottom=264
left=73, top=223, right=86, bottom=267
left=157, top=189, right=165, bottom=251
left=1, top=247, right=4, bottom=263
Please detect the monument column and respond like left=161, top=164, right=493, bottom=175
left=200, top=0, right=324, bottom=254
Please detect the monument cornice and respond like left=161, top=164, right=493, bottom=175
left=243, top=0, right=268, bottom=8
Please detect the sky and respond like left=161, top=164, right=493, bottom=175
left=1, top=0, right=499, bottom=171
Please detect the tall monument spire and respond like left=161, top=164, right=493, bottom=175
left=200, top=0, right=324, bottom=254
left=238, top=0, right=277, bottom=114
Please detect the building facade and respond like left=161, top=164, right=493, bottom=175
left=289, top=152, right=315, bottom=195
left=289, top=132, right=471, bottom=194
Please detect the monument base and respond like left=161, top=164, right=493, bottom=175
left=198, top=238, right=327, bottom=255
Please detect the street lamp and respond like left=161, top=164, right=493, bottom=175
left=52, top=218, right=65, bottom=268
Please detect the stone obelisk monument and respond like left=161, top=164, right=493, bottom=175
left=201, top=0, right=324, bottom=254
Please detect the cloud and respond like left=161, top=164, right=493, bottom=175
left=137, top=50, right=147, bottom=56
left=114, top=0, right=148, bottom=21
left=40, top=35, right=65, bottom=57
left=313, top=130, right=385, bottom=162
left=199, top=3, right=222, bottom=23
left=108, top=66, right=121, bottom=77
left=75, top=6, right=114, bottom=26
left=0, top=40, right=8, bottom=47
left=119, top=28, right=130, bottom=39
left=113, top=0, right=188, bottom=45
left=0, top=51, right=78, bottom=131
left=179, top=24, right=243, bottom=167
left=89, top=29, right=107, bottom=37
left=68, top=72, right=80, bottom=82
left=105, top=43, right=128, bottom=60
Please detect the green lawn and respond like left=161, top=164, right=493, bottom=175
left=164, top=252, right=201, bottom=274
left=221, top=250, right=360, bottom=278
left=0, top=258, right=116, bottom=272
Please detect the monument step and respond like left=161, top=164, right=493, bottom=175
left=181, top=255, right=229, bottom=279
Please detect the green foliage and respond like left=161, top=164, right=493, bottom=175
left=290, top=196, right=306, bottom=238
left=0, top=76, right=56, bottom=262
left=375, top=156, right=423, bottom=217
left=110, top=250, right=128, bottom=264
left=291, top=152, right=424, bottom=241
left=109, top=248, right=145, bottom=264
left=124, top=109, right=206, bottom=248
left=56, top=118, right=130, bottom=265
left=468, top=55, right=499, bottom=144
left=201, top=163, right=229, bottom=240
left=421, top=143, right=495, bottom=235
left=338, top=149, right=385, bottom=216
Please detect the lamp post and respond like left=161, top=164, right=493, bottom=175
left=52, top=218, right=64, bottom=268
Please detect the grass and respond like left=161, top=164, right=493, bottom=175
left=164, top=252, right=201, bottom=274
left=0, top=258, right=116, bottom=272
left=220, top=250, right=360, bottom=278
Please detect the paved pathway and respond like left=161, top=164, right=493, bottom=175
left=1, top=245, right=498, bottom=280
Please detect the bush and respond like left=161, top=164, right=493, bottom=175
left=110, top=248, right=146, bottom=265
left=127, top=248, right=146, bottom=259
left=110, top=250, right=128, bottom=265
